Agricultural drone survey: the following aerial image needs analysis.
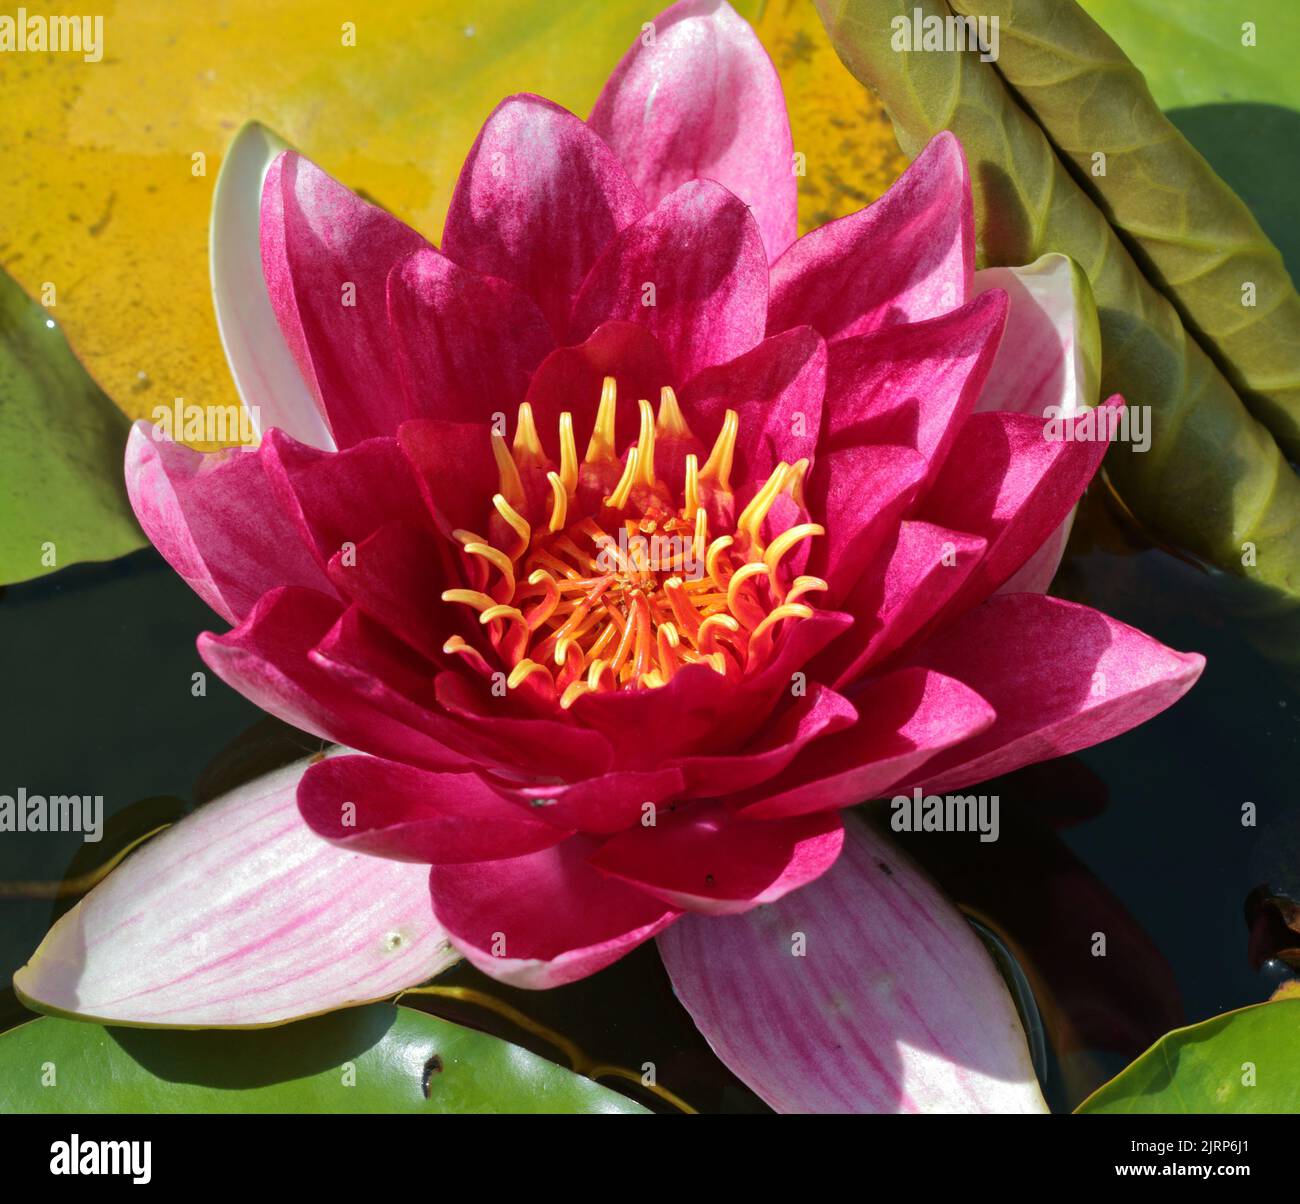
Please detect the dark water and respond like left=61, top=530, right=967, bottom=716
left=1, top=480, right=1295, bottom=1113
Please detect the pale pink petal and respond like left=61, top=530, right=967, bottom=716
left=13, top=753, right=457, bottom=1027
left=657, top=814, right=1047, bottom=1112
left=590, top=0, right=797, bottom=263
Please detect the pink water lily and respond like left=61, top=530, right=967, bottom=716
left=17, top=0, right=1203, bottom=1112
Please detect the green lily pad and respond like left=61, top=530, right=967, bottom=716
left=0, top=267, right=144, bottom=585
left=0, top=1003, right=649, bottom=1113
left=1077, top=999, right=1300, bottom=1113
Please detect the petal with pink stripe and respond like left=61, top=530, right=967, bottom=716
left=657, top=814, right=1047, bottom=1113
left=14, top=752, right=457, bottom=1027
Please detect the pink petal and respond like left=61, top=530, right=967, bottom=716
left=917, top=398, right=1122, bottom=615
left=676, top=683, right=858, bottom=796
left=678, top=326, right=826, bottom=489
left=197, top=587, right=456, bottom=769
left=298, top=754, right=570, bottom=863
left=259, top=428, right=429, bottom=568
left=898, top=593, right=1205, bottom=794
left=397, top=418, right=500, bottom=539
left=735, top=667, right=996, bottom=819
left=569, top=178, right=768, bottom=380
left=589, top=0, right=797, bottom=264
left=428, top=837, right=680, bottom=988
left=821, top=290, right=1007, bottom=483
left=806, top=443, right=927, bottom=603
left=589, top=804, right=843, bottom=914
left=768, top=131, right=973, bottom=341
left=656, top=814, right=1047, bottom=1112
left=386, top=248, right=553, bottom=424
left=827, top=522, right=987, bottom=687
left=479, top=767, right=686, bottom=836
left=442, top=94, right=646, bottom=339
left=261, top=151, right=430, bottom=447
left=124, top=423, right=333, bottom=626
left=14, top=753, right=457, bottom=1027
left=211, top=122, right=334, bottom=450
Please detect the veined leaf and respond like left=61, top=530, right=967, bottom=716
left=0, top=1003, right=649, bottom=1113
left=950, top=0, right=1300, bottom=461
left=1077, top=999, right=1300, bottom=1113
left=0, top=0, right=759, bottom=439
left=815, top=0, right=1300, bottom=601
left=0, top=268, right=144, bottom=585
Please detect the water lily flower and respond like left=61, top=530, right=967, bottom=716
left=17, top=0, right=1203, bottom=1112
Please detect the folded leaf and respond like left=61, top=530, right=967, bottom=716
left=1077, top=999, right=1300, bottom=1113
left=0, top=269, right=145, bottom=585
left=0, top=1003, right=647, bottom=1113
left=815, top=0, right=1300, bottom=602
left=13, top=753, right=458, bottom=1028
left=950, top=0, right=1300, bottom=460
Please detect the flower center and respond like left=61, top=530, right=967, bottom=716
left=441, top=378, right=825, bottom=708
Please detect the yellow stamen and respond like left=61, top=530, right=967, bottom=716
left=513, top=402, right=545, bottom=465
left=656, top=385, right=692, bottom=440
left=508, top=659, right=551, bottom=690
left=684, top=453, right=701, bottom=520
left=559, top=412, right=578, bottom=493
left=491, top=432, right=526, bottom=508
left=763, top=523, right=825, bottom=577
left=546, top=471, right=568, bottom=533
left=700, top=409, right=738, bottom=491
left=492, top=493, right=531, bottom=552
left=635, top=398, right=656, bottom=486
left=462, top=541, right=516, bottom=597
left=605, top=448, right=639, bottom=510
left=585, top=376, right=617, bottom=462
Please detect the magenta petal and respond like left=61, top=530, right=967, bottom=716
left=198, top=587, right=454, bottom=768
left=821, top=290, right=1007, bottom=483
left=899, top=593, right=1205, bottom=794
left=124, top=423, right=332, bottom=625
left=260, top=151, right=431, bottom=447
left=569, top=178, right=768, bottom=380
left=14, top=755, right=457, bottom=1027
left=829, top=522, right=987, bottom=687
left=442, top=94, right=646, bottom=339
left=298, top=754, right=570, bottom=864
left=679, top=326, right=826, bottom=488
left=386, top=248, right=553, bottom=424
left=768, top=131, right=973, bottom=341
left=260, top=428, right=428, bottom=569
left=806, top=443, right=927, bottom=603
left=917, top=398, right=1119, bottom=614
left=397, top=419, right=499, bottom=539
left=589, top=804, right=843, bottom=914
left=589, top=0, right=797, bottom=264
left=480, top=767, right=686, bottom=836
left=428, top=838, right=680, bottom=988
left=656, top=814, right=1046, bottom=1112
left=736, top=667, right=996, bottom=819
left=676, top=683, right=858, bottom=797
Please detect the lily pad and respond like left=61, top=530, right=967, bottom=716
left=0, top=1003, right=648, bottom=1113
left=0, top=268, right=144, bottom=585
left=1077, top=999, right=1300, bottom=1113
